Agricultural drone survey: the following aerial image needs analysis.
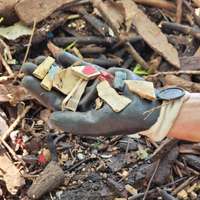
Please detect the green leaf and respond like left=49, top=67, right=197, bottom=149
left=133, top=63, right=150, bottom=75
left=136, top=150, right=148, bottom=159
left=63, top=40, right=77, bottom=51
left=0, top=17, right=3, bottom=23
left=91, top=142, right=101, bottom=147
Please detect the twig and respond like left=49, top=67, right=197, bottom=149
left=176, top=0, right=182, bottom=24
left=0, top=38, right=12, bottom=60
left=3, top=103, right=33, bottom=140
left=0, top=135, right=26, bottom=165
left=15, top=19, right=36, bottom=81
left=142, top=159, right=160, bottom=200
left=118, top=167, right=133, bottom=183
left=1, top=55, right=14, bottom=76
left=182, top=0, right=200, bottom=27
left=0, top=73, right=25, bottom=83
left=175, top=160, right=199, bottom=175
left=129, top=176, right=188, bottom=200
left=182, top=157, right=191, bottom=177
left=123, top=137, right=130, bottom=165
left=162, top=22, right=200, bottom=40
left=144, top=70, right=200, bottom=80
left=170, top=176, right=197, bottom=196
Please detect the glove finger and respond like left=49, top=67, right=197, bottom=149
left=22, top=62, right=38, bottom=75
left=22, top=75, right=64, bottom=111
left=56, top=51, right=105, bottom=72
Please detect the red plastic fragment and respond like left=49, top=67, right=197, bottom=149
left=38, top=154, right=46, bottom=163
left=82, top=65, right=98, bottom=75
left=98, top=71, right=114, bottom=84
left=17, top=138, right=24, bottom=146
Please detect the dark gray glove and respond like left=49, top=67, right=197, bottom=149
left=22, top=51, right=162, bottom=136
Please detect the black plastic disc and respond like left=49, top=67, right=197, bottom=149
left=158, top=87, right=185, bottom=100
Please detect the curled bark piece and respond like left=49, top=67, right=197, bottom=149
left=27, top=134, right=64, bottom=199
left=130, top=2, right=180, bottom=69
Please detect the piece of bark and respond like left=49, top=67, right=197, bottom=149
left=78, top=9, right=109, bottom=37
left=179, top=144, right=200, bottom=154
left=133, top=0, right=176, bottom=13
left=0, top=81, right=34, bottom=103
left=0, top=147, right=25, bottom=195
left=182, top=38, right=200, bottom=56
left=0, top=0, right=21, bottom=25
left=130, top=2, right=180, bottom=69
left=192, top=143, right=200, bottom=150
left=146, top=144, right=179, bottom=185
left=182, top=154, right=200, bottom=171
left=15, top=0, right=79, bottom=26
left=97, top=80, right=132, bottom=112
left=107, top=178, right=127, bottom=198
left=150, top=138, right=179, bottom=163
left=27, top=161, right=64, bottom=199
left=165, top=74, right=200, bottom=92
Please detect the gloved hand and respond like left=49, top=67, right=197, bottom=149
left=22, top=51, right=162, bottom=137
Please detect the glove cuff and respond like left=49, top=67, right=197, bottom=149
left=139, top=91, right=190, bottom=141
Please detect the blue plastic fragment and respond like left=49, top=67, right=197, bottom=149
left=115, top=71, right=126, bottom=80
left=47, top=32, right=54, bottom=38
left=113, top=77, right=125, bottom=91
left=49, top=66, right=62, bottom=81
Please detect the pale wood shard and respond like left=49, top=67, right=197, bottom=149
left=0, top=147, right=25, bottom=195
left=130, top=1, right=181, bottom=69
left=125, top=184, right=137, bottom=196
left=66, top=80, right=88, bottom=111
left=61, top=78, right=83, bottom=111
left=124, top=80, right=156, bottom=101
left=41, top=73, right=53, bottom=91
left=71, top=65, right=100, bottom=80
left=97, top=80, right=131, bottom=112
left=33, top=56, right=55, bottom=79
left=52, top=67, right=80, bottom=95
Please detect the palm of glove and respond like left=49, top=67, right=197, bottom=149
left=22, top=51, right=162, bottom=136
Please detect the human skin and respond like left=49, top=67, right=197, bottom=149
left=166, top=93, right=200, bottom=142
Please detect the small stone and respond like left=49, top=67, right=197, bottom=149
left=177, top=189, right=188, bottom=199
left=77, top=153, right=84, bottom=160
left=102, top=173, right=107, bottom=179
left=91, top=149, right=98, bottom=155
left=43, top=149, right=51, bottom=162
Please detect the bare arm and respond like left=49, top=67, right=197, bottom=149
left=167, top=93, right=200, bottom=142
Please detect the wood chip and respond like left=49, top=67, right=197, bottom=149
left=97, top=80, right=131, bottom=112
left=33, top=56, right=55, bottom=79
left=125, top=184, right=137, bottom=195
left=124, top=80, right=156, bottom=101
